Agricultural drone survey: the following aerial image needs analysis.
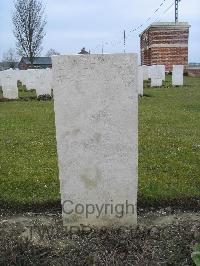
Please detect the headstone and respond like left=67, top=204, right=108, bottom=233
left=18, top=69, right=52, bottom=96
left=172, top=65, right=184, bottom=86
left=142, top=65, right=149, bottom=80
left=148, top=66, right=152, bottom=79
left=138, top=66, right=143, bottom=96
left=24, top=69, right=38, bottom=90
left=18, top=70, right=31, bottom=88
left=36, top=69, right=52, bottom=96
left=52, top=54, right=138, bottom=228
left=160, top=65, right=166, bottom=81
left=0, top=71, right=3, bottom=87
left=1, top=69, right=18, bottom=99
left=150, top=65, right=163, bottom=87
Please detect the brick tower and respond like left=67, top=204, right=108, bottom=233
left=140, top=22, right=190, bottom=72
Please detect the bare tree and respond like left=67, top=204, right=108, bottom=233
left=12, top=0, right=47, bottom=65
left=46, top=49, right=60, bottom=57
left=2, top=48, right=18, bottom=69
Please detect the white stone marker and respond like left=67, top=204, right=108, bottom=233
left=172, top=65, right=184, bottom=86
left=142, top=65, right=149, bottom=80
left=0, top=71, right=3, bottom=87
left=24, top=69, right=37, bottom=90
left=148, top=66, right=152, bottom=79
left=1, top=70, right=18, bottom=99
left=150, top=65, right=163, bottom=87
left=35, top=69, right=52, bottom=96
left=138, top=66, right=144, bottom=96
left=52, top=54, right=138, bottom=227
left=160, top=65, right=166, bottom=81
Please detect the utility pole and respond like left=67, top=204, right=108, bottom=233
left=175, top=0, right=180, bottom=23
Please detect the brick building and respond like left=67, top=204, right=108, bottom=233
left=140, top=22, right=190, bottom=72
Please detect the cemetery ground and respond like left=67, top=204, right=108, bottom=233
left=0, top=75, right=200, bottom=265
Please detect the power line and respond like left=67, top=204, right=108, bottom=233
left=92, top=0, right=176, bottom=53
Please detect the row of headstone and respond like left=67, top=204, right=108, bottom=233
left=0, top=68, right=52, bottom=99
left=141, top=64, right=184, bottom=87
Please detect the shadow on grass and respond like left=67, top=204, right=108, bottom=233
left=142, top=93, right=153, bottom=98
left=138, top=196, right=200, bottom=212
left=0, top=200, right=62, bottom=215
left=0, top=197, right=200, bottom=215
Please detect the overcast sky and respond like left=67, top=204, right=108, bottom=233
left=0, top=0, right=199, bottom=62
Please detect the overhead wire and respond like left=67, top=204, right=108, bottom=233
left=91, top=0, right=176, bottom=53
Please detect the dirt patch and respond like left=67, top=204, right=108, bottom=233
left=0, top=208, right=200, bottom=265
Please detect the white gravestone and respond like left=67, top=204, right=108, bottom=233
left=19, top=70, right=29, bottom=85
left=160, top=65, right=166, bottom=81
left=1, top=70, right=18, bottom=99
left=142, top=65, right=149, bottom=80
left=150, top=65, right=163, bottom=87
left=138, top=66, right=143, bottom=96
left=52, top=54, right=138, bottom=227
left=36, top=69, right=52, bottom=96
left=0, top=71, right=3, bottom=87
left=18, top=69, right=52, bottom=96
left=148, top=66, right=152, bottom=79
left=24, top=69, right=37, bottom=90
left=172, top=65, right=184, bottom=86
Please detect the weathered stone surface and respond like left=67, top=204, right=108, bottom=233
left=142, top=65, right=149, bottom=80
left=138, top=66, right=143, bottom=95
left=172, top=65, right=184, bottom=86
left=150, top=65, right=164, bottom=87
left=24, top=69, right=38, bottom=91
left=17, top=69, right=52, bottom=96
left=36, top=69, right=52, bottom=96
left=148, top=66, right=152, bottom=79
left=1, top=69, right=18, bottom=99
left=160, top=65, right=166, bottom=81
left=52, top=54, right=138, bottom=227
left=0, top=72, right=3, bottom=87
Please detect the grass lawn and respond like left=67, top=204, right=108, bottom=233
left=0, top=75, right=200, bottom=210
left=139, top=75, right=200, bottom=204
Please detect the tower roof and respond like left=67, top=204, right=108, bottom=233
left=140, top=22, right=190, bottom=36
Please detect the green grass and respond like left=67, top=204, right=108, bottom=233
left=139, top=75, right=200, bottom=201
left=0, top=100, right=59, bottom=206
left=0, top=75, right=200, bottom=208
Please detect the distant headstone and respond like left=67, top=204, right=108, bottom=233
left=172, top=65, right=184, bottom=86
left=52, top=54, right=138, bottom=227
left=0, top=72, right=3, bottom=87
left=25, top=69, right=38, bottom=91
left=150, top=65, right=163, bottom=87
left=142, top=65, right=149, bottom=80
left=1, top=70, right=18, bottom=99
left=36, top=69, right=52, bottom=96
left=160, top=65, right=166, bottom=81
left=18, top=69, right=52, bottom=96
left=138, top=66, right=143, bottom=96
left=148, top=66, right=152, bottom=79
